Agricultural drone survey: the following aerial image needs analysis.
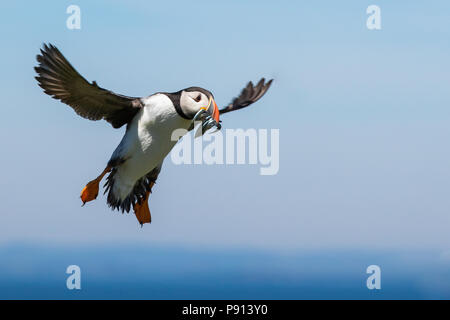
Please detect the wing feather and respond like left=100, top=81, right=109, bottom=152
left=35, top=43, right=143, bottom=128
left=219, top=78, right=273, bottom=114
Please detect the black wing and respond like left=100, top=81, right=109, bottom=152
left=34, top=43, right=143, bottom=129
left=219, top=78, right=273, bottom=114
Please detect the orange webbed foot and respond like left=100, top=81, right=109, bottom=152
left=80, top=167, right=111, bottom=206
left=133, top=190, right=152, bottom=226
left=80, top=179, right=100, bottom=205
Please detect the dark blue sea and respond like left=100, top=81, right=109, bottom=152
left=1, top=245, right=449, bottom=299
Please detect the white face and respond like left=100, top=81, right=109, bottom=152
left=179, top=90, right=210, bottom=117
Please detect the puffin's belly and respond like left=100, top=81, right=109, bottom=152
left=122, top=136, right=176, bottom=183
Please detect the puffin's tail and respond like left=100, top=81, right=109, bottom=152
left=79, top=164, right=160, bottom=225
left=104, top=168, right=151, bottom=213
left=103, top=164, right=162, bottom=225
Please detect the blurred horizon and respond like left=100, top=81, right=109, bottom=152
left=2, top=244, right=450, bottom=299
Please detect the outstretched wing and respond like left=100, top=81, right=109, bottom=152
left=219, top=78, right=273, bottom=114
left=34, top=43, right=143, bottom=128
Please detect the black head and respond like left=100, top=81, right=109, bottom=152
left=165, top=87, right=219, bottom=123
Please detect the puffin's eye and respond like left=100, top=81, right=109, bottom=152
left=193, top=94, right=201, bottom=102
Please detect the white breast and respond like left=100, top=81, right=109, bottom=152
left=109, top=93, right=191, bottom=201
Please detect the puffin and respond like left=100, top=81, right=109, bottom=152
left=34, top=43, right=273, bottom=225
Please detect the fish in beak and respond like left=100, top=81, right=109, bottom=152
left=193, top=96, right=221, bottom=133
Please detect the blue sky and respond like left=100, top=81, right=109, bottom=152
left=0, top=1, right=450, bottom=298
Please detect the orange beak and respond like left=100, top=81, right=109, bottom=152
left=211, top=98, right=220, bottom=123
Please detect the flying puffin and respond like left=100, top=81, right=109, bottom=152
left=34, top=43, right=273, bottom=226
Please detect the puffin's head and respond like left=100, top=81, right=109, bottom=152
left=179, top=87, right=220, bottom=131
